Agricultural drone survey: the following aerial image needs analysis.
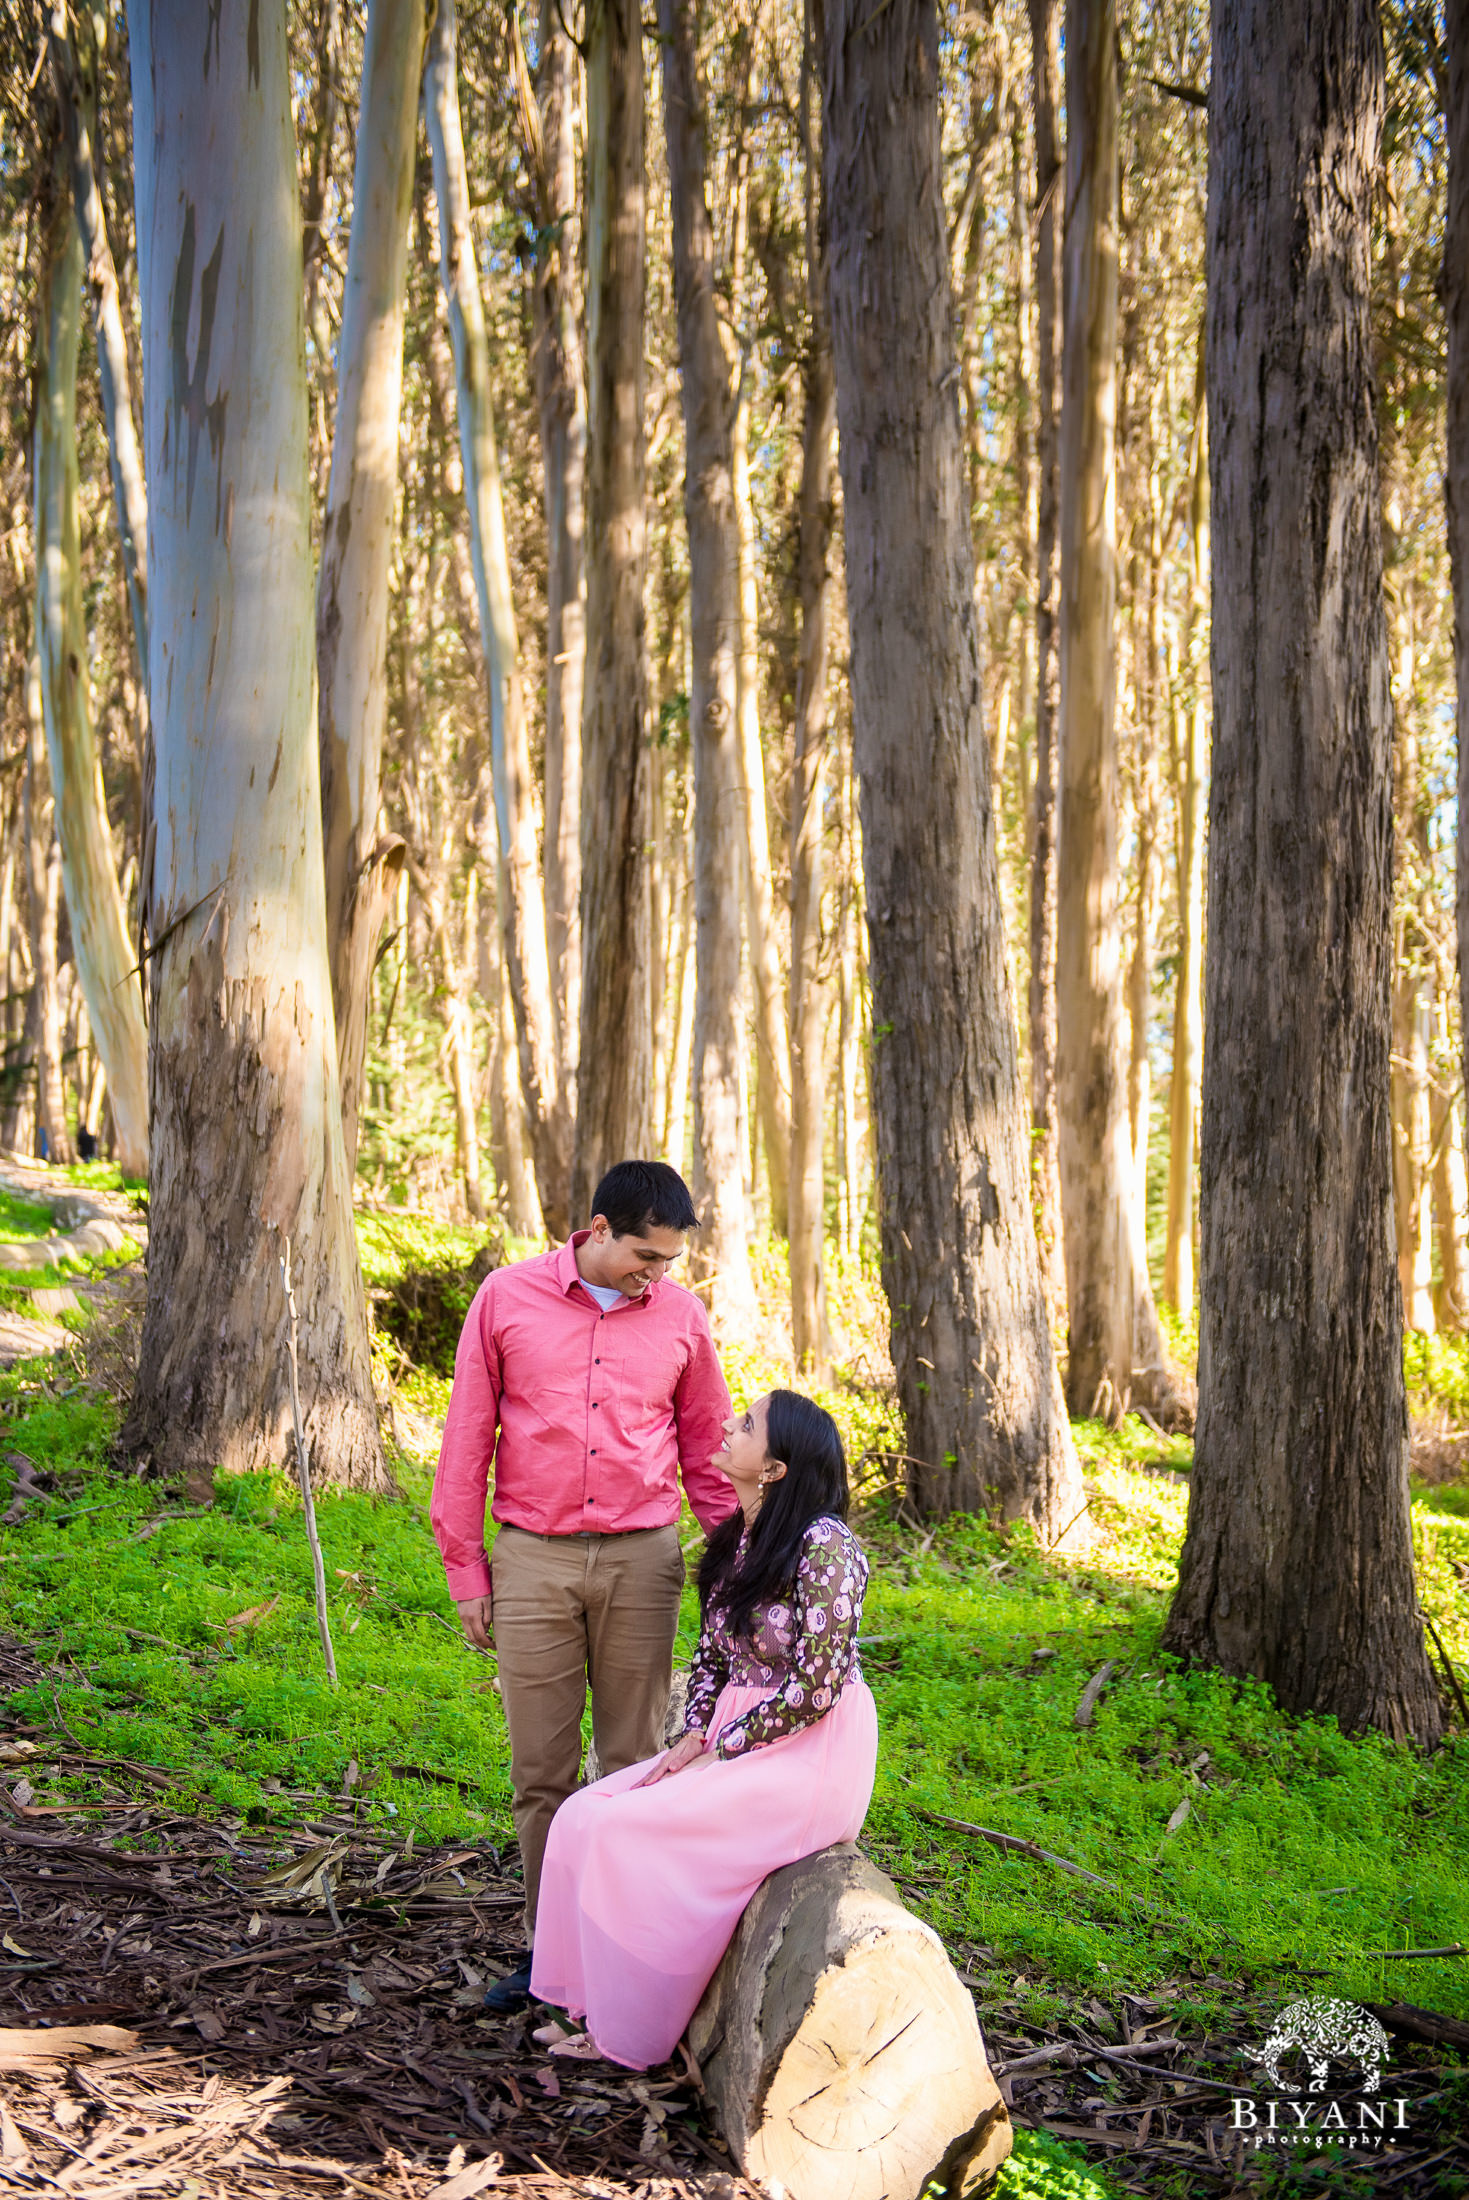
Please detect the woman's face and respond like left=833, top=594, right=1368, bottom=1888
left=716, top=1394, right=785, bottom=1508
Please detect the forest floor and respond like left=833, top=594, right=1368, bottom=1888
left=0, top=1177, right=1466, bottom=2199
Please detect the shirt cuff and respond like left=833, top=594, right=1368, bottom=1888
left=445, top=1557, right=492, bottom=1601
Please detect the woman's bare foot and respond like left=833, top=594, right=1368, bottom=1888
left=548, top=2034, right=605, bottom=2061
left=532, top=2020, right=573, bottom=2047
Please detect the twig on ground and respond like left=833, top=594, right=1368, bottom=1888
left=1073, top=1661, right=1117, bottom=1729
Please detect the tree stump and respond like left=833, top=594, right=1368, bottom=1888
left=688, top=1845, right=1012, bottom=2200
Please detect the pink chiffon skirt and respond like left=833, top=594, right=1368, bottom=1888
left=529, top=1677, right=878, bottom=2070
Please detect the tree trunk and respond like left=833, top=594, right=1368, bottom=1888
left=1026, top=0, right=1065, bottom=1340
left=316, top=0, right=422, bottom=1176
left=1448, top=0, right=1469, bottom=1252
left=425, top=0, right=571, bottom=1239
left=48, top=11, right=148, bottom=682
left=520, top=1, right=586, bottom=1129
left=1164, top=359, right=1207, bottom=1322
left=789, top=0, right=835, bottom=1379
left=658, top=0, right=756, bottom=1329
left=821, top=0, right=1084, bottom=1537
left=728, top=108, right=792, bottom=1237
left=301, top=0, right=342, bottom=436
left=575, top=0, right=654, bottom=1221
left=689, top=1846, right=1012, bottom=2200
left=837, top=740, right=863, bottom=1257
left=122, top=0, right=389, bottom=1496
left=1161, top=0, right=1440, bottom=1744
left=1431, top=1069, right=1467, bottom=1332
left=22, top=641, right=72, bottom=1166
left=33, top=146, right=148, bottom=1180
left=1056, top=0, right=1179, bottom=1424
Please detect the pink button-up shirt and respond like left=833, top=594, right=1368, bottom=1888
left=430, top=1233, right=737, bottom=1600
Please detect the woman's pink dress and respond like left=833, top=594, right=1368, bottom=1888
left=530, top=1517, right=877, bottom=2070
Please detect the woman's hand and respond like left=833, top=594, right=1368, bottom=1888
left=633, top=1731, right=708, bottom=1786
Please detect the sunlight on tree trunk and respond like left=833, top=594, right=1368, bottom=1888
left=575, top=0, right=655, bottom=1220
left=316, top=0, right=423, bottom=1176
left=1056, top=0, right=1180, bottom=1425
left=788, top=0, right=835, bottom=1381
left=122, top=0, right=388, bottom=1495
left=22, top=640, right=71, bottom=1166
left=822, top=0, right=1084, bottom=1539
left=426, top=0, right=569, bottom=1239
left=1163, top=0, right=1440, bottom=1743
left=1164, top=357, right=1207, bottom=1324
left=33, top=146, right=148, bottom=1179
left=659, top=0, right=756, bottom=1329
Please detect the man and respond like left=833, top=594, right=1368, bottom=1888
left=431, top=1158, right=736, bottom=2012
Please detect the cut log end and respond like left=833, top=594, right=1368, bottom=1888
left=690, top=1845, right=1012, bottom=2200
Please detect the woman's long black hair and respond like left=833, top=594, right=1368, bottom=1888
left=697, top=1390, right=849, bottom=1641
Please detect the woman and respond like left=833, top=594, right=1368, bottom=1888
left=529, top=1389, right=877, bottom=2070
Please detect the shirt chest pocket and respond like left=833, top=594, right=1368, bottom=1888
left=600, top=1335, right=686, bottom=1417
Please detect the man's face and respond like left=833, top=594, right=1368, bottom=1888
left=582, top=1215, right=687, bottom=1298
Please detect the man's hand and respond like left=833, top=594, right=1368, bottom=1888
left=633, top=1731, right=708, bottom=1787
left=455, top=1594, right=494, bottom=1651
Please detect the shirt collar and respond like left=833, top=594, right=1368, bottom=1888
left=556, top=1230, right=660, bottom=1309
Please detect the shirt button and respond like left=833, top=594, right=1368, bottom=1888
left=590, top=1448, right=597, bottom=1455
left=592, top=1401, right=599, bottom=1408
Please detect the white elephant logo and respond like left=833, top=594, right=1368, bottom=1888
left=1257, top=1997, right=1390, bottom=2095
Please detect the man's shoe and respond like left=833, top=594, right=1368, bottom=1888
left=482, top=1960, right=534, bottom=2014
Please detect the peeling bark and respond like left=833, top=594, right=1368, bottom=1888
left=122, top=0, right=388, bottom=1495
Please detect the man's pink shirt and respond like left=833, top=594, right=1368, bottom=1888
left=430, top=1233, right=737, bottom=1601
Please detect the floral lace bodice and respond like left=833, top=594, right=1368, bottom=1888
left=682, top=1516, right=868, bottom=1760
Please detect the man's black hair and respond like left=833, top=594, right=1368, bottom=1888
left=590, top=1159, right=699, bottom=1239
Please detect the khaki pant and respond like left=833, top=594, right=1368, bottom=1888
left=491, top=1521, right=685, bottom=1936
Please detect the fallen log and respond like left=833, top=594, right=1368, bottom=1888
left=688, top=1845, right=1011, bottom=2200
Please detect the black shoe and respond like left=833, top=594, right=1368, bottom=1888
left=482, top=1960, right=534, bottom=2014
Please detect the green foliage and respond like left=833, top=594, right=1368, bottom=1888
left=1404, top=1326, right=1469, bottom=1425
left=0, top=1187, right=60, bottom=1240
left=996, top=2129, right=1119, bottom=2200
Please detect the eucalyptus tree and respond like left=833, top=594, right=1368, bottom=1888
left=33, top=138, right=148, bottom=1178
left=1056, top=0, right=1177, bottom=1423
left=658, top=0, right=756, bottom=1325
left=1163, top=0, right=1440, bottom=1741
left=574, top=0, right=655, bottom=1218
left=122, top=0, right=387, bottom=1493
left=426, top=0, right=570, bottom=1236
left=820, top=0, right=1083, bottom=1537
left=316, top=0, right=425, bottom=1173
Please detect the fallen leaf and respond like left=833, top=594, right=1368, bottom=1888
left=308, top=2004, right=358, bottom=2034
left=9, top=1779, right=33, bottom=1809
left=225, top=1596, right=281, bottom=1632
left=1, top=1935, right=32, bottom=1957
left=191, top=2010, right=226, bottom=2042
left=0, top=1741, right=37, bottom=1765
left=1163, top=1797, right=1192, bottom=1837
left=0, top=2024, right=138, bottom=2073
left=534, top=2067, right=561, bottom=2098
left=425, top=2154, right=502, bottom=2200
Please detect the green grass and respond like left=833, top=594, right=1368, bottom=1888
left=1, top=1252, right=1467, bottom=2198
left=0, top=1186, right=60, bottom=1241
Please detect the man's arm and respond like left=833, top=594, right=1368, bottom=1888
left=673, top=1308, right=738, bottom=1531
left=430, top=1285, right=502, bottom=1636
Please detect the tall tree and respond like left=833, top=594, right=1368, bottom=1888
left=821, top=0, right=1084, bottom=1537
left=1026, top=0, right=1064, bottom=1338
left=425, top=0, right=570, bottom=1237
left=22, top=640, right=70, bottom=1165
left=1162, top=0, right=1440, bottom=1741
left=513, top=1, right=586, bottom=1133
left=789, top=0, right=836, bottom=1378
left=48, top=9, right=148, bottom=681
left=122, top=0, right=388, bottom=1494
left=574, top=0, right=654, bottom=1219
left=1163, top=356, right=1207, bottom=1322
left=33, top=140, right=148, bottom=1179
left=658, top=0, right=756, bottom=1325
left=316, top=0, right=424, bottom=1173
left=1445, top=0, right=1469, bottom=1252
left=1056, top=0, right=1175, bottom=1422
